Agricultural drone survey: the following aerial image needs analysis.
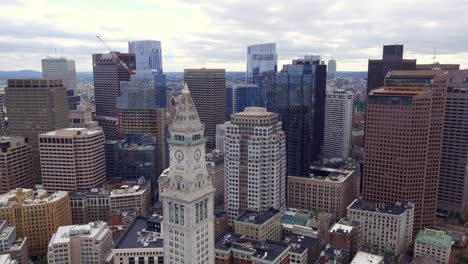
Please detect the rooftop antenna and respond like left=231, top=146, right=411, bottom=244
left=61, top=48, right=63, bottom=58
left=55, top=48, right=57, bottom=58
left=433, top=48, right=437, bottom=64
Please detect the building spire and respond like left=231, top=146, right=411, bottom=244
left=170, top=83, right=203, bottom=132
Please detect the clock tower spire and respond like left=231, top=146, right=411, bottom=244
left=161, top=83, right=215, bottom=264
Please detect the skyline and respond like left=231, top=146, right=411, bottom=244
left=2, top=0, right=468, bottom=72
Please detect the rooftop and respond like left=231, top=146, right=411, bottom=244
left=49, top=222, right=108, bottom=245
left=235, top=107, right=274, bottom=117
left=115, top=216, right=163, bottom=249
left=291, top=166, right=354, bottom=182
left=215, top=232, right=289, bottom=262
left=285, top=234, right=318, bottom=254
left=40, top=128, right=102, bottom=137
left=416, top=229, right=452, bottom=250
left=0, top=188, right=68, bottom=208
left=235, top=208, right=280, bottom=225
left=351, top=251, right=384, bottom=264
left=348, top=199, right=414, bottom=216
left=69, top=180, right=150, bottom=198
left=386, top=70, right=447, bottom=78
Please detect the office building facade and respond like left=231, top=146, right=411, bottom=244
left=327, top=59, right=337, bottom=80
left=323, top=90, right=354, bottom=160
left=0, top=137, right=34, bottom=194
left=47, top=222, right=112, bottom=264
left=414, top=229, right=452, bottom=264
left=276, top=58, right=327, bottom=176
left=437, top=70, right=468, bottom=217
left=184, top=69, right=226, bottom=151
left=224, top=108, right=286, bottom=222
left=0, top=188, right=71, bottom=256
left=5, top=79, right=69, bottom=184
left=362, top=70, right=448, bottom=232
left=39, top=128, right=106, bottom=192
left=227, top=84, right=263, bottom=117
left=92, top=52, right=135, bottom=140
left=246, top=43, right=277, bottom=85
left=367, top=45, right=416, bottom=95
left=128, top=40, right=163, bottom=73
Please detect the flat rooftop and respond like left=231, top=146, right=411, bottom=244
left=41, top=128, right=102, bottom=137
left=348, top=199, right=413, bottom=216
left=115, top=216, right=163, bottom=249
left=285, top=235, right=318, bottom=254
left=49, top=222, right=107, bottom=245
left=235, top=208, right=280, bottom=225
left=351, top=251, right=384, bottom=264
left=290, top=166, right=354, bottom=182
left=215, top=232, right=289, bottom=262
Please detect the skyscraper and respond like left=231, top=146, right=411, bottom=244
left=117, top=73, right=167, bottom=173
left=42, top=57, right=81, bottom=110
left=260, top=70, right=277, bottom=112
left=128, top=40, right=163, bottom=73
left=362, top=70, right=447, bottom=233
left=367, top=45, right=417, bottom=95
left=39, top=128, right=106, bottom=192
left=328, top=59, right=337, bottom=80
left=5, top=79, right=69, bottom=183
left=224, top=107, right=286, bottom=222
left=226, top=84, right=263, bottom=118
left=323, top=90, right=354, bottom=160
left=246, top=43, right=277, bottom=84
left=160, top=85, right=215, bottom=264
left=437, top=70, right=468, bottom=218
left=41, top=57, right=77, bottom=90
left=0, top=94, right=7, bottom=137
left=276, top=57, right=327, bottom=176
left=184, top=69, right=226, bottom=151
left=92, top=52, right=135, bottom=140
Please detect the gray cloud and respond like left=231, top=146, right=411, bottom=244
left=1, top=0, right=468, bottom=71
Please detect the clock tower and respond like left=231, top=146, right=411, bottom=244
left=161, top=84, right=215, bottom=264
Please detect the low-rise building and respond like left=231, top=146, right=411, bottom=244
left=69, top=179, right=152, bottom=225
left=234, top=208, right=282, bottom=241
left=47, top=222, right=112, bottom=264
left=346, top=199, right=414, bottom=259
left=108, top=210, right=139, bottom=241
left=214, top=209, right=229, bottom=238
left=414, top=229, right=452, bottom=264
left=285, top=234, right=319, bottom=264
left=215, top=232, right=290, bottom=264
left=316, top=245, right=349, bottom=264
left=0, top=188, right=71, bottom=256
left=281, top=208, right=332, bottom=248
left=329, top=218, right=362, bottom=262
left=288, top=166, right=355, bottom=219
left=0, top=221, right=28, bottom=264
left=350, top=251, right=383, bottom=264
left=108, top=216, right=164, bottom=264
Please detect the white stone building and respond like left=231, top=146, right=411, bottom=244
left=47, top=222, right=112, bottom=264
left=159, top=84, right=215, bottom=264
left=41, top=57, right=77, bottom=91
left=347, top=199, right=414, bottom=258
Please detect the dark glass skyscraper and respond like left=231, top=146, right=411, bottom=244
left=367, top=45, right=416, bottom=95
left=261, top=70, right=277, bottom=112
left=276, top=58, right=327, bottom=176
left=246, top=43, right=277, bottom=85
left=226, top=84, right=263, bottom=118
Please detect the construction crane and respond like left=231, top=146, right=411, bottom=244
left=96, top=35, right=135, bottom=75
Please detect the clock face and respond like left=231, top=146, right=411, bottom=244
left=175, top=150, right=184, bottom=162
left=194, top=148, right=202, bottom=161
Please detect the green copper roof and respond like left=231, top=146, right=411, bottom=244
left=416, top=229, right=452, bottom=250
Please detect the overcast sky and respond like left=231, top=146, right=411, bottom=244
left=1, top=0, right=467, bottom=72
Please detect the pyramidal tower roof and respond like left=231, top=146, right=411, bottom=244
left=171, top=83, right=203, bottom=132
